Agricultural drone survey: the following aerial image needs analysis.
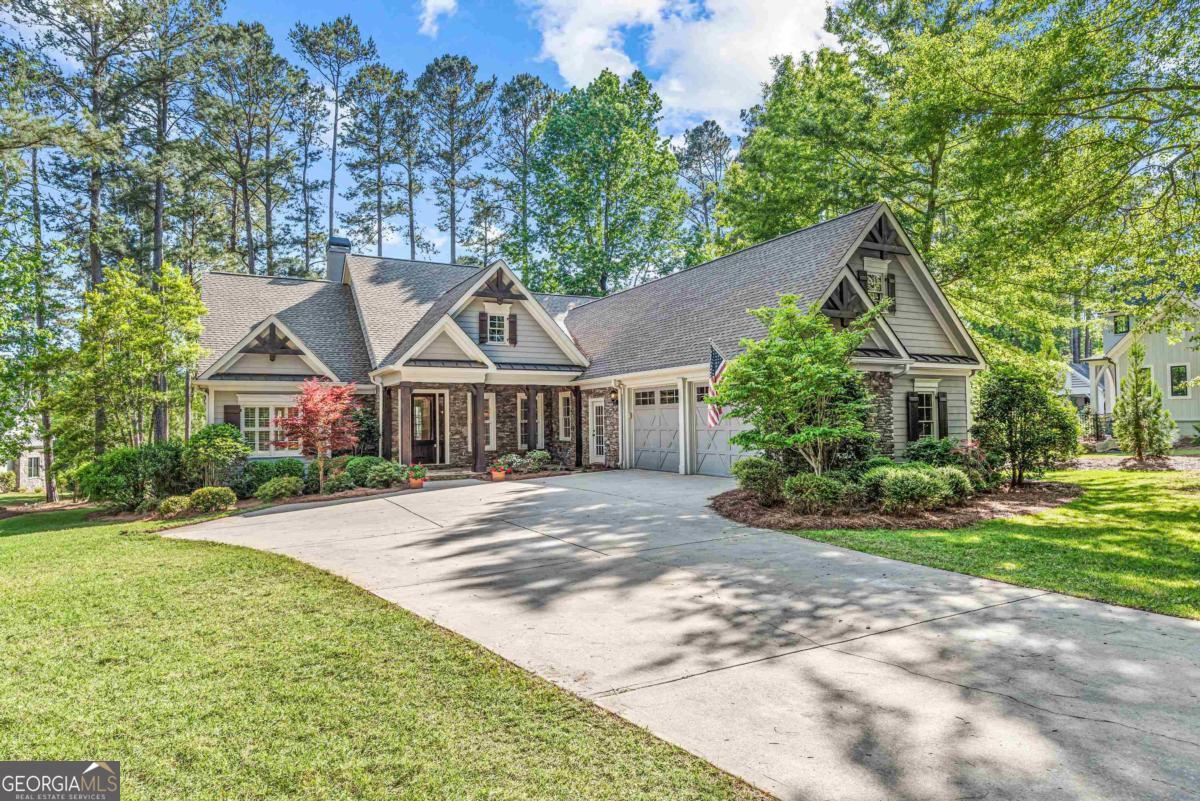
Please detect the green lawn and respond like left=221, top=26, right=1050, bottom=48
left=792, top=470, right=1200, bottom=619
left=0, top=510, right=764, bottom=801
left=0, top=491, right=48, bottom=506
left=1075, top=447, right=1200, bottom=457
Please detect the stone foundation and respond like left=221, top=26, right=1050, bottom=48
left=863, top=370, right=895, bottom=457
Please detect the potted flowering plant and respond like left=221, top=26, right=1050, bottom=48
left=487, top=460, right=508, bottom=481
left=406, top=463, right=428, bottom=489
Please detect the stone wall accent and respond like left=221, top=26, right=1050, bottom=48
left=583, top=388, right=621, bottom=468
left=863, top=370, right=895, bottom=457
left=544, top=389, right=577, bottom=467
left=388, top=382, right=571, bottom=469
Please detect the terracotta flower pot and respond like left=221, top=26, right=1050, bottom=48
left=490, top=470, right=506, bottom=481
left=408, top=478, right=426, bottom=489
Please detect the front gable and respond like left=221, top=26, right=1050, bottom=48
left=199, top=317, right=337, bottom=381
left=835, top=205, right=984, bottom=364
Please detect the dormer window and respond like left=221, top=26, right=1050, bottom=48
left=487, top=314, right=507, bottom=343
left=1114, top=315, right=1131, bottom=334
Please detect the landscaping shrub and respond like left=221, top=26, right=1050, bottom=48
left=326, top=455, right=353, bottom=476
left=861, top=455, right=896, bottom=473
left=182, top=424, right=250, bottom=487
left=140, top=440, right=188, bottom=498
left=906, top=436, right=958, bottom=466
left=880, top=469, right=949, bottom=514
left=273, top=458, right=306, bottom=480
left=325, top=472, right=356, bottom=493
left=973, top=363, right=1079, bottom=486
left=364, top=462, right=404, bottom=488
left=157, top=495, right=191, bottom=519
left=303, top=462, right=321, bottom=494
left=0, top=470, right=14, bottom=492
left=524, top=450, right=552, bottom=472
left=497, top=453, right=527, bottom=472
left=188, top=486, right=237, bottom=513
left=730, top=456, right=786, bottom=506
left=346, top=456, right=389, bottom=487
left=255, top=476, right=304, bottom=502
left=933, top=466, right=973, bottom=504
left=860, top=465, right=895, bottom=502
left=230, top=460, right=276, bottom=499
left=78, top=447, right=147, bottom=509
left=783, top=473, right=845, bottom=515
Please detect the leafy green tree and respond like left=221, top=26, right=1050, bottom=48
left=182, top=423, right=250, bottom=486
left=972, top=363, right=1080, bottom=487
left=491, top=74, right=555, bottom=280
left=674, top=119, right=732, bottom=259
left=392, top=78, right=430, bottom=260
left=709, top=296, right=882, bottom=476
left=531, top=70, right=686, bottom=294
left=418, top=55, right=495, bottom=264
left=461, top=184, right=506, bottom=267
left=288, top=16, right=377, bottom=238
left=287, top=79, right=329, bottom=274
left=340, top=64, right=406, bottom=255
left=66, top=264, right=205, bottom=449
left=1113, top=343, right=1176, bottom=460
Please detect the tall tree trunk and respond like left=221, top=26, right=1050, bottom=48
left=328, top=81, right=339, bottom=236
left=89, top=69, right=105, bottom=455
left=406, top=167, right=417, bottom=260
left=242, top=175, right=254, bottom=273
left=230, top=180, right=238, bottom=251
left=375, top=160, right=383, bottom=257
left=151, top=81, right=169, bottom=444
left=30, top=148, right=57, bottom=502
left=264, top=137, right=275, bottom=275
left=301, top=148, right=313, bottom=273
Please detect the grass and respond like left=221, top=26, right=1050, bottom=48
left=791, top=470, right=1200, bottom=619
left=0, top=510, right=764, bottom=801
left=0, top=491, right=49, bottom=506
left=1075, top=447, right=1200, bottom=457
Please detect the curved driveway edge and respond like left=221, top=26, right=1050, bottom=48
left=170, top=470, right=1200, bottom=801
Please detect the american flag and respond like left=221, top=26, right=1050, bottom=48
left=707, top=342, right=727, bottom=427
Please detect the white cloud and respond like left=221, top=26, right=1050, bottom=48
left=523, top=0, right=832, bottom=133
left=419, top=0, right=458, bottom=37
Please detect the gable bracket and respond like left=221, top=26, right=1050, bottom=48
left=240, top=323, right=304, bottom=361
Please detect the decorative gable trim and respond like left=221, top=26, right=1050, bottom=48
left=819, top=266, right=912, bottom=361
left=850, top=205, right=986, bottom=366
left=198, top=315, right=337, bottom=381
left=398, top=315, right=497, bottom=370
left=447, top=260, right=589, bottom=367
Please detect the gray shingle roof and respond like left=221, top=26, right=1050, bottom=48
left=564, top=204, right=882, bottom=380
left=198, top=272, right=372, bottom=383
left=344, top=254, right=480, bottom=368
left=533, top=292, right=599, bottom=318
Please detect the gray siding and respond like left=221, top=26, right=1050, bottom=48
left=414, top=331, right=470, bottom=361
left=223, top=353, right=313, bottom=375
left=455, top=298, right=574, bottom=364
left=891, top=374, right=970, bottom=457
left=852, top=254, right=959, bottom=355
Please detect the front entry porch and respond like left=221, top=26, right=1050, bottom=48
left=383, top=382, right=593, bottom=472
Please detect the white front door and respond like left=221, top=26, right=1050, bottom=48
left=588, top=398, right=606, bottom=464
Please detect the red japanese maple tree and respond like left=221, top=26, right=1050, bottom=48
left=274, top=378, right=358, bottom=492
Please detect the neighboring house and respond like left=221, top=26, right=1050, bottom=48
left=195, top=203, right=985, bottom=477
left=1063, top=362, right=1091, bottom=411
left=1082, top=308, right=1200, bottom=439
left=5, top=435, right=45, bottom=492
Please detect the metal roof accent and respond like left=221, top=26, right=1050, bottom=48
left=493, top=362, right=582, bottom=372
left=909, top=353, right=979, bottom=364
left=407, top=358, right=487, bottom=369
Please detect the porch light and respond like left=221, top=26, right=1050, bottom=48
left=608, top=387, right=619, bottom=403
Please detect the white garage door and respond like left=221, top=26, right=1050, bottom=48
left=692, top=383, right=748, bottom=477
left=632, top=387, right=680, bottom=472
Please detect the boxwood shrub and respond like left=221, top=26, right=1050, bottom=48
left=157, top=495, right=191, bottom=519
left=188, top=486, right=237, bottom=513
left=255, top=476, right=304, bottom=502
left=933, top=466, right=973, bottom=504
left=880, top=469, right=949, bottom=514
left=730, top=456, right=786, bottom=507
left=345, top=456, right=389, bottom=487
left=783, top=473, right=845, bottom=515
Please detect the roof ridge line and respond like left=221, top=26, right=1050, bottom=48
left=206, top=270, right=332, bottom=283
left=570, top=203, right=882, bottom=310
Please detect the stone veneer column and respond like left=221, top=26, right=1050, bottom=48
left=863, top=370, right=895, bottom=457
left=399, top=383, right=413, bottom=464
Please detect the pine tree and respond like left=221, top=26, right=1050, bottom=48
left=288, top=16, right=376, bottom=238
left=674, top=119, right=731, bottom=251
left=287, top=79, right=328, bottom=275
left=1113, top=343, right=1176, bottom=460
left=340, top=64, right=405, bottom=256
left=418, top=55, right=495, bottom=264
left=490, top=74, right=555, bottom=281
left=393, top=80, right=430, bottom=260
left=462, top=184, right=506, bottom=267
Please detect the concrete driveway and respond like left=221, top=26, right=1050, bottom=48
left=172, top=470, right=1200, bottom=801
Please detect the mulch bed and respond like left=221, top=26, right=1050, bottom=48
left=1070, top=455, right=1200, bottom=471
left=711, top=481, right=1083, bottom=531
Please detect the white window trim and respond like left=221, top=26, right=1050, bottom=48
left=485, top=392, right=496, bottom=451
left=1168, top=363, right=1191, bottom=399
left=557, top=392, right=572, bottom=441
left=487, top=314, right=507, bottom=344
left=915, top=392, right=937, bottom=440
left=242, top=405, right=300, bottom=457
left=516, top=392, right=546, bottom=450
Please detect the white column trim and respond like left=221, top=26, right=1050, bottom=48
left=677, top=376, right=688, bottom=474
